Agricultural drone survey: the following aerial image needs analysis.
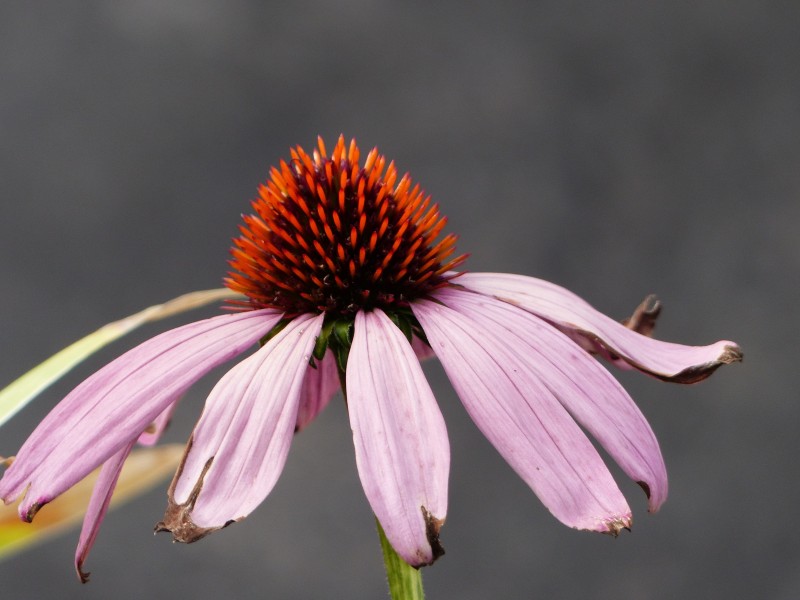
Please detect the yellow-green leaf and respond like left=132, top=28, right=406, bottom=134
left=0, top=444, right=184, bottom=560
left=0, top=288, right=241, bottom=428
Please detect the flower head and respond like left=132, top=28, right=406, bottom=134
left=226, top=136, right=466, bottom=317
left=0, top=136, right=741, bottom=582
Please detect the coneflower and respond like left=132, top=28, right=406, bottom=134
left=0, top=136, right=741, bottom=584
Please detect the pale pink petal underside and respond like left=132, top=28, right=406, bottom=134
left=347, top=309, right=449, bottom=567
left=413, top=298, right=631, bottom=534
left=411, top=335, right=436, bottom=362
left=137, top=402, right=179, bottom=447
left=296, top=350, right=340, bottom=432
left=74, top=440, right=136, bottom=583
left=457, top=272, right=742, bottom=382
left=434, top=287, right=667, bottom=511
left=0, top=309, right=282, bottom=521
left=158, top=313, right=324, bottom=542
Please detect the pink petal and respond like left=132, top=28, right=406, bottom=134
left=457, top=272, right=742, bottom=382
left=0, top=309, right=282, bottom=521
left=74, top=440, right=136, bottom=583
left=411, top=335, right=436, bottom=361
left=295, top=350, right=340, bottom=432
left=292, top=327, right=439, bottom=433
left=434, top=287, right=667, bottom=511
left=158, top=313, right=324, bottom=542
left=137, top=402, right=179, bottom=447
left=413, top=297, right=632, bottom=533
left=347, top=309, right=449, bottom=567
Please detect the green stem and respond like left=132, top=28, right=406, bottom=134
left=377, top=518, right=425, bottom=600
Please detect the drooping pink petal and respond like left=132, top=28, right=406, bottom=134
left=413, top=297, right=632, bottom=534
left=295, top=350, right=340, bottom=432
left=157, top=313, right=324, bottom=542
left=74, top=440, right=136, bottom=583
left=457, top=272, right=742, bottom=382
left=411, top=334, right=436, bottom=361
left=0, top=309, right=283, bottom=521
left=347, top=309, right=449, bottom=567
left=76, top=391, right=182, bottom=582
left=433, top=287, right=667, bottom=511
left=137, top=401, right=179, bottom=447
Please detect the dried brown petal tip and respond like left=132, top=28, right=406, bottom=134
left=603, top=515, right=632, bottom=537
left=622, top=294, right=661, bottom=337
left=636, top=480, right=652, bottom=500
left=422, top=506, right=446, bottom=565
left=667, top=342, right=744, bottom=384
left=155, top=449, right=225, bottom=543
left=155, top=503, right=226, bottom=544
left=719, top=344, right=744, bottom=365
left=24, top=501, right=42, bottom=523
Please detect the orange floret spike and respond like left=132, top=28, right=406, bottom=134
left=308, top=218, right=322, bottom=240
left=295, top=194, right=311, bottom=218
left=316, top=184, right=328, bottom=206
left=316, top=203, right=328, bottom=224
left=332, top=135, right=345, bottom=164
left=226, top=136, right=467, bottom=315
left=324, top=256, right=337, bottom=273
left=298, top=147, right=315, bottom=174
left=384, top=162, right=397, bottom=189
left=364, top=148, right=378, bottom=173
left=302, top=254, right=317, bottom=270
left=295, top=233, right=311, bottom=253
left=357, top=179, right=366, bottom=212
left=375, top=184, right=388, bottom=206
left=304, top=172, right=316, bottom=194
left=280, top=159, right=294, bottom=183
left=312, top=240, right=326, bottom=260
left=347, top=138, right=359, bottom=164
left=324, top=223, right=335, bottom=245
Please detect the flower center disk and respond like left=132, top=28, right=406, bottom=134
left=227, top=136, right=467, bottom=317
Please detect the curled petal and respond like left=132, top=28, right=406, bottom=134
left=413, top=297, right=631, bottom=533
left=74, top=441, right=136, bottom=583
left=158, top=313, right=324, bottom=542
left=347, top=309, right=449, bottom=567
left=457, top=272, right=742, bottom=382
left=0, top=309, right=282, bottom=520
left=622, top=294, right=661, bottom=338
left=434, top=287, right=667, bottom=512
left=296, top=350, right=340, bottom=432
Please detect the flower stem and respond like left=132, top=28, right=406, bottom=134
left=377, top=518, right=425, bottom=600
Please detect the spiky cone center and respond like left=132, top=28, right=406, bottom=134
left=226, top=136, right=468, bottom=317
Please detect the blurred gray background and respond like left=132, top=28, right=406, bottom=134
left=0, top=1, right=796, bottom=598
